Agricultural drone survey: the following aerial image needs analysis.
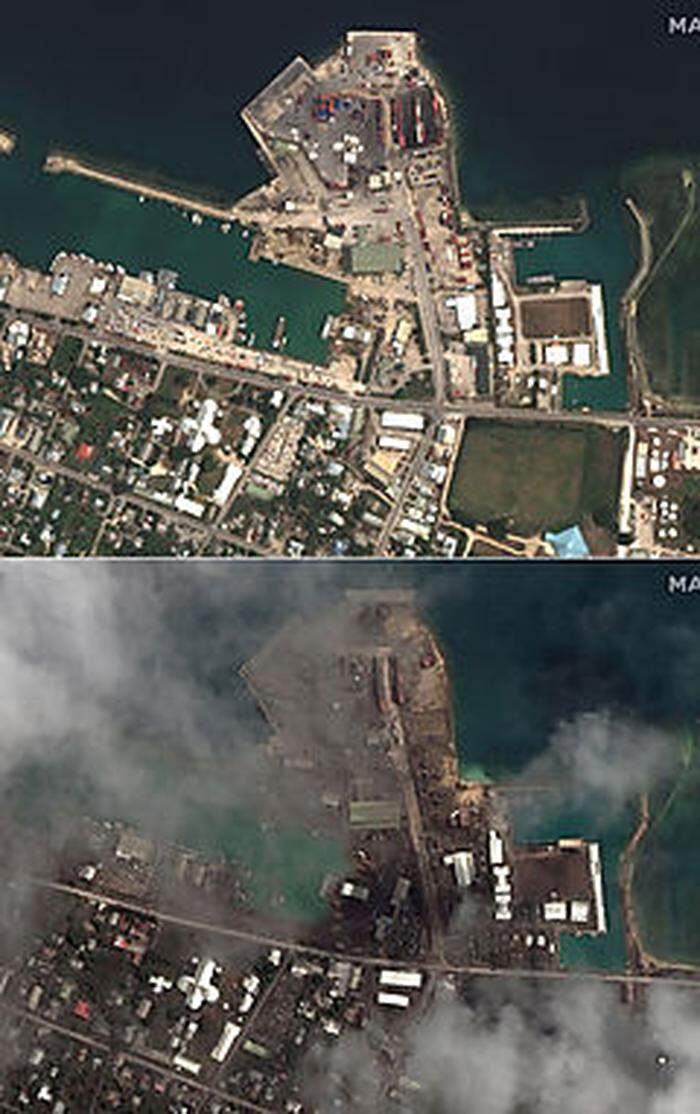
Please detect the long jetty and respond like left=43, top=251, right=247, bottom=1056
left=43, top=151, right=236, bottom=221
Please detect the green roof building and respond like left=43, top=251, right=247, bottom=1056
left=345, top=241, right=403, bottom=276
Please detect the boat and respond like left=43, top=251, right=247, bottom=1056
left=272, top=315, right=287, bottom=350
left=415, top=95, right=425, bottom=146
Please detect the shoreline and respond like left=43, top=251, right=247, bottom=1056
left=619, top=195, right=652, bottom=412
left=621, top=790, right=700, bottom=976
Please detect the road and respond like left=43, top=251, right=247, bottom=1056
left=621, top=196, right=655, bottom=414
left=9, top=305, right=698, bottom=432
left=395, top=184, right=447, bottom=405
left=376, top=427, right=435, bottom=552
left=28, top=877, right=700, bottom=992
left=383, top=683, right=444, bottom=961
left=622, top=173, right=697, bottom=414
left=617, top=422, right=636, bottom=553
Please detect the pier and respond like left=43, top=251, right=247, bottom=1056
left=43, top=150, right=237, bottom=222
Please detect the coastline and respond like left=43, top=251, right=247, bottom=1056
left=622, top=788, right=700, bottom=976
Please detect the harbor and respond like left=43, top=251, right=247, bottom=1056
left=0, top=134, right=346, bottom=367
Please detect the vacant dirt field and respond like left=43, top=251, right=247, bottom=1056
left=519, top=296, right=591, bottom=338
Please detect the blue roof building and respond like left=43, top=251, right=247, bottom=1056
left=544, top=524, right=590, bottom=559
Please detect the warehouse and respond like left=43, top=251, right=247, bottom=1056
left=380, top=410, right=425, bottom=432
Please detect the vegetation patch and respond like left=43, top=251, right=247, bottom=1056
left=447, top=420, right=624, bottom=536
left=623, top=154, right=700, bottom=401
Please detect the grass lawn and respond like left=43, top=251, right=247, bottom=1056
left=448, top=420, right=624, bottom=536
left=49, top=335, right=83, bottom=377
left=634, top=726, right=700, bottom=966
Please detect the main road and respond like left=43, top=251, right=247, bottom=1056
left=8, top=305, right=699, bottom=433
left=395, top=181, right=448, bottom=405
left=27, top=877, right=700, bottom=992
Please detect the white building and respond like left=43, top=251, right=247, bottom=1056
left=377, top=992, right=410, bottom=1008
left=182, top=398, right=222, bottom=454
left=378, top=435, right=412, bottom=452
left=178, top=958, right=221, bottom=1011
left=380, top=411, right=425, bottom=432
left=213, top=461, right=243, bottom=508
left=211, top=1021, right=242, bottom=1063
left=379, top=970, right=423, bottom=990
left=488, top=830, right=504, bottom=866
left=443, top=850, right=474, bottom=888
left=543, top=901, right=567, bottom=922
left=454, top=293, right=477, bottom=332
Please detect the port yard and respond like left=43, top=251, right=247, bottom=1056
left=239, top=592, right=609, bottom=972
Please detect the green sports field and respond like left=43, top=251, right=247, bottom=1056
left=447, top=420, right=624, bottom=536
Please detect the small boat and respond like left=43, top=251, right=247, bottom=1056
left=272, top=315, right=287, bottom=350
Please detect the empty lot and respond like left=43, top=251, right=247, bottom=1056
left=519, top=296, right=591, bottom=338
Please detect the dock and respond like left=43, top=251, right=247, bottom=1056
left=43, top=151, right=237, bottom=222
